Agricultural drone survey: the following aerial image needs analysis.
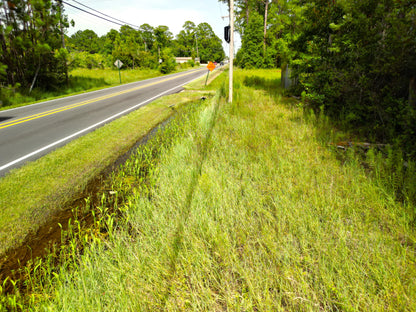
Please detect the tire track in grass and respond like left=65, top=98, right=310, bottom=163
left=160, top=96, right=221, bottom=308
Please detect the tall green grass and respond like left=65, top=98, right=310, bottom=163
left=1, top=69, right=415, bottom=311
left=0, top=91, right=211, bottom=257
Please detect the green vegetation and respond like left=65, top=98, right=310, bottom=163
left=66, top=21, right=224, bottom=73
left=0, top=1, right=68, bottom=91
left=0, top=89, right=213, bottom=257
left=1, top=69, right=414, bottom=311
left=222, top=0, right=416, bottom=163
left=288, top=0, right=416, bottom=159
left=0, top=2, right=224, bottom=108
left=1, top=0, right=415, bottom=309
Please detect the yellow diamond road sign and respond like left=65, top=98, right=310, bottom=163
left=207, top=61, right=215, bottom=72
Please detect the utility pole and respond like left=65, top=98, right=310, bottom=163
left=195, top=34, right=199, bottom=61
left=229, top=0, right=234, bottom=103
left=57, top=0, right=68, bottom=85
left=58, top=0, right=66, bottom=49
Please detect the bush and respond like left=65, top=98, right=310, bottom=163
left=159, top=48, right=176, bottom=74
left=68, top=52, right=107, bottom=70
left=290, top=0, right=416, bottom=159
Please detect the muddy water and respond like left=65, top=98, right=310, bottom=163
left=0, top=120, right=167, bottom=293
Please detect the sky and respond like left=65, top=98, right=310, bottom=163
left=63, top=0, right=241, bottom=56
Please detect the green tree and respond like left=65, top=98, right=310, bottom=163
left=0, top=0, right=69, bottom=94
left=112, top=34, right=131, bottom=68
left=220, top=0, right=284, bottom=68
left=175, top=21, right=197, bottom=57
left=119, top=25, right=142, bottom=69
left=267, top=0, right=303, bottom=67
left=235, top=11, right=264, bottom=68
left=159, top=47, right=176, bottom=74
left=101, top=29, right=119, bottom=55
left=196, top=22, right=225, bottom=63
left=68, top=29, right=100, bottom=53
left=139, top=23, right=154, bottom=51
left=290, top=0, right=416, bottom=156
left=154, top=25, right=173, bottom=58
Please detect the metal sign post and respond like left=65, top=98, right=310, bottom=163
left=114, top=59, right=123, bottom=84
left=206, top=61, right=216, bottom=85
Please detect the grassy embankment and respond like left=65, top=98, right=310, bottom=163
left=0, top=67, right=217, bottom=258
left=2, top=68, right=416, bottom=311
left=0, top=66, right=196, bottom=110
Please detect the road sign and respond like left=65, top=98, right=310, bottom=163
left=114, top=59, right=123, bottom=83
left=114, top=59, right=123, bottom=69
left=207, top=61, right=216, bottom=72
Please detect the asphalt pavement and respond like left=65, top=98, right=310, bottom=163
left=0, top=67, right=207, bottom=176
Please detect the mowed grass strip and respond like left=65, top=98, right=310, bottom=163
left=32, top=69, right=415, bottom=311
left=0, top=91, right=212, bottom=256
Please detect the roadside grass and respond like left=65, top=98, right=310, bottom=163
left=0, top=67, right=195, bottom=111
left=68, top=68, right=168, bottom=90
left=1, top=68, right=413, bottom=311
left=1, top=68, right=415, bottom=311
left=0, top=90, right=212, bottom=257
left=185, top=65, right=227, bottom=91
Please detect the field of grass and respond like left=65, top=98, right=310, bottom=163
left=1, top=69, right=415, bottom=311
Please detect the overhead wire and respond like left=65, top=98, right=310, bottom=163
left=64, top=5, right=114, bottom=34
left=62, top=0, right=138, bottom=29
left=69, top=0, right=140, bottom=29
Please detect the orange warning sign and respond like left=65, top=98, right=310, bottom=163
left=207, top=61, right=216, bottom=72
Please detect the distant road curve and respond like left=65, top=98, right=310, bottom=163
left=0, top=68, right=207, bottom=176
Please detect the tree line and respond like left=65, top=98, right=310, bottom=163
left=0, top=0, right=69, bottom=94
left=67, top=21, right=225, bottom=72
left=223, top=0, right=416, bottom=159
left=0, top=0, right=225, bottom=105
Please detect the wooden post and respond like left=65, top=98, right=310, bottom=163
left=58, top=0, right=69, bottom=86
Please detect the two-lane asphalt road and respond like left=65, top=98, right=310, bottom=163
left=0, top=67, right=207, bottom=176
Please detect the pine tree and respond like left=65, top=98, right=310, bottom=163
left=236, top=11, right=264, bottom=68
left=0, top=0, right=68, bottom=93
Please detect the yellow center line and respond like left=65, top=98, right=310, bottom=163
left=0, top=69, right=203, bottom=130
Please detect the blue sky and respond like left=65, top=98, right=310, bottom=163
left=63, top=0, right=240, bottom=55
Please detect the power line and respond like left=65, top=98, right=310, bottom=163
left=62, top=1, right=125, bottom=28
left=61, top=1, right=138, bottom=30
left=69, top=0, right=140, bottom=29
left=65, top=6, right=115, bottom=31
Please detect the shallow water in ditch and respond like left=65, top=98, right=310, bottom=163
left=0, top=119, right=168, bottom=293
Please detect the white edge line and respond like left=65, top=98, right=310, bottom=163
left=0, top=67, right=205, bottom=114
left=0, top=73, right=205, bottom=173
